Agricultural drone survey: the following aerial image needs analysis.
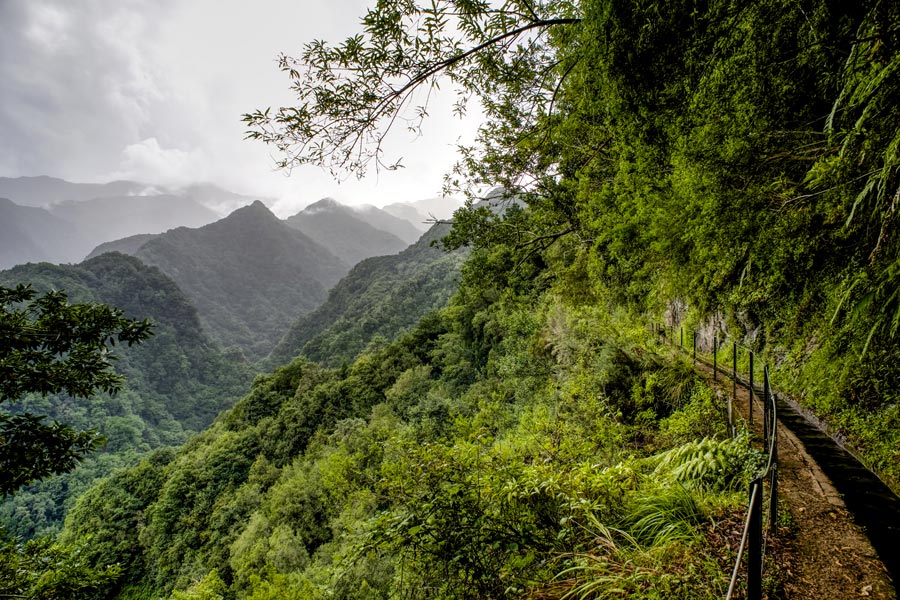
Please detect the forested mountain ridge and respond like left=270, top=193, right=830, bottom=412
left=115, top=201, right=350, bottom=361
left=267, top=222, right=468, bottom=367
left=85, top=233, right=162, bottom=261
left=0, top=253, right=249, bottom=538
left=351, top=204, right=424, bottom=244
left=60, top=242, right=754, bottom=599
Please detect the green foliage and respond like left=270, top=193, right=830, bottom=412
left=0, top=283, right=152, bottom=496
left=244, top=1, right=581, bottom=178
left=646, top=435, right=756, bottom=491
left=268, top=223, right=467, bottom=367
left=0, top=255, right=248, bottom=537
left=167, top=570, right=226, bottom=600
left=36, top=1, right=900, bottom=598
left=657, top=385, right=729, bottom=445
left=0, top=284, right=151, bottom=402
left=57, top=275, right=751, bottom=599
left=0, top=414, right=102, bottom=500
left=0, top=535, right=121, bottom=600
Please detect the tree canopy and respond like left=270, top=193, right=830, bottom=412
left=22, top=2, right=900, bottom=597
left=245, top=0, right=900, bottom=339
left=1, top=284, right=152, bottom=496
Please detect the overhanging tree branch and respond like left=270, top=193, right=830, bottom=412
left=243, top=1, right=582, bottom=179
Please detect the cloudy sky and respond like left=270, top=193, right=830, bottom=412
left=0, top=0, right=480, bottom=215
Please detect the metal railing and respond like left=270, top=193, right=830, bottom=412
left=652, top=324, right=779, bottom=600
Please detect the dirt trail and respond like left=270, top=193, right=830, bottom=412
left=697, top=363, right=896, bottom=600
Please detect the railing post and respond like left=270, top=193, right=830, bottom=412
left=749, top=351, right=754, bottom=424
left=748, top=479, right=763, bottom=600
left=769, top=463, right=778, bottom=536
left=713, top=336, right=718, bottom=381
left=733, top=341, right=737, bottom=405
left=763, top=366, right=771, bottom=449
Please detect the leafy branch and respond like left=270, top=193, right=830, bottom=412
left=243, top=0, right=581, bottom=179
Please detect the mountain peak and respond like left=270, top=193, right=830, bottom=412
left=226, top=200, right=276, bottom=222
left=302, top=197, right=343, bottom=214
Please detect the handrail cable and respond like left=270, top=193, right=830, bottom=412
left=654, top=323, right=778, bottom=600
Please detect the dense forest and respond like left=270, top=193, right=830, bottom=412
left=267, top=223, right=468, bottom=368
left=3, top=0, right=900, bottom=598
left=0, top=254, right=250, bottom=538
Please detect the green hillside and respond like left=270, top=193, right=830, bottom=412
left=129, top=201, right=349, bottom=361
left=267, top=223, right=467, bottom=367
left=5, top=0, right=900, bottom=598
left=60, top=251, right=748, bottom=599
left=0, top=253, right=249, bottom=538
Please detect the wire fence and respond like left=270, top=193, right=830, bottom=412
left=651, top=324, right=779, bottom=600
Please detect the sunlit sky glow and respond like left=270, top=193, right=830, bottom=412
left=0, top=0, right=481, bottom=216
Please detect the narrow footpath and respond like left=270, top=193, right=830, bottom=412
left=696, top=362, right=897, bottom=600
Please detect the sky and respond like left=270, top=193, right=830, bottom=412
left=0, top=0, right=481, bottom=216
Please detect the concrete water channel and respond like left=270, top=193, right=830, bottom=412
left=773, top=393, right=900, bottom=589
left=679, top=334, right=899, bottom=596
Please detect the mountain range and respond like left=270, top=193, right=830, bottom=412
left=0, top=182, right=467, bottom=539
left=94, top=201, right=350, bottom=360
left=0, top=176, right=461, bottom=270
left=1, top=175, right=465, bottom=361
left=0, top=177, right=249, bottom=267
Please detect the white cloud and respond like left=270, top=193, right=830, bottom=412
left=0, top=0, right=483, bottom=210
left=110, top=137, right=209, bottom=187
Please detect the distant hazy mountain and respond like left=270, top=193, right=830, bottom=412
left=0, top=198, right=85, bottom=268
left=52, top=194, right=218, bottom=256
left=0, top=176, right=278, bottom=268
left=352, top=204, right=424, bottom=244
left=382, top=197, right=462, bottom=232
left=0, top=252, right=249, bottom=537
left=0, top=175, right=149, bottom=207
left=284, top=198, right=409, bottom=266
left=0, top=177, right=223, bottom=266
left=176, top=183, right=273, bottom=216
left=268, top=223, right=468, bottom=367
left=115, top=201, right=350, bottom=360
left=0, top=176, right=262, bottom=216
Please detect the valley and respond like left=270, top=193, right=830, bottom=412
left=3, top=0, right=900, bottom=598
left=0, top=177, right=463, bottom=545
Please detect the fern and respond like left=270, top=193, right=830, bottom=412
left=645, top=435, right=753, bottom=489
